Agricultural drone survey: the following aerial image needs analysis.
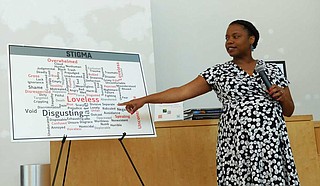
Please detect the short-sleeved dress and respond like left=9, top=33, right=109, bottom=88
left=200, top=60, right=300, bottom=185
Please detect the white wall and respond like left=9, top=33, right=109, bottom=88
left=150, top=0, right=320, bottom=120
left=0, top=0, right=155, bottom=185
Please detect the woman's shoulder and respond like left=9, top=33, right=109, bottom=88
left=257, top=59, right=277, bottom=67
left=200, top=61, right=234, bottom=78
left=260, top=60, right=282, bottom=72
left=258, top=59, right=287, bottom=80
left=207, top=61, right=233, bottom=70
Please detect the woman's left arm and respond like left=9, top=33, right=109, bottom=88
left=268, top=85, right=295, bottom=117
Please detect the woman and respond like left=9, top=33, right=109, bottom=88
left=119, top=20, right=300, bottom=185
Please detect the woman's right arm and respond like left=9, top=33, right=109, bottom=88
left=118, top=76, right=211, bottom=114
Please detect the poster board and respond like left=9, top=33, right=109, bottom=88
left=8, top=44, right=156, bottom=142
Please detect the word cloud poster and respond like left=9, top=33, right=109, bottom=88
left=8, top=45, right=155, bottom=142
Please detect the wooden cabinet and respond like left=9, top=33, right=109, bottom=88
left=50, top=115, right=320, bottom=186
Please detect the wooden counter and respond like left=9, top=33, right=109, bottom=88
left=50, top=115, right=320, bottom=186
left=314, top=121, right=320, bottom=166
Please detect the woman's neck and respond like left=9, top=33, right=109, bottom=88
left=232, top=55, right=255, bottom=65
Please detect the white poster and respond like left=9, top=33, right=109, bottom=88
left=8, top=45, right=155, bottom=142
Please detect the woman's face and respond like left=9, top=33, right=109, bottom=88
left=225, top=24, right=254, bottom=58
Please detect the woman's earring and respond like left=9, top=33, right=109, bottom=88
left=251, top=45, right=254, bottom=51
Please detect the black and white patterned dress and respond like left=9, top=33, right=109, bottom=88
left=200, top=60, right=300, bottom=185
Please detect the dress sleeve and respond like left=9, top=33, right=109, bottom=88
left=200, top=63, right=229, bottom=94
left=200, top=67, right=215, bottom=90
left=200, top=67, right=213, bottom=82
left=269, top=64, right=290, bottom=88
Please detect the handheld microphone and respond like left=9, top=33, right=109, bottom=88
left=255, top=63, right=272, bottom=89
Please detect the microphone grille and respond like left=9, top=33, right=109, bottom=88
left=255, top=63, right=265, bottom=73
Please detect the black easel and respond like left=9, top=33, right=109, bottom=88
left=118, top=132, right=145, bottom=186
left=62, top=140, right=72, bottom=186
left=52, top=135, right=67, bottom=186
left=51, top=135, right=72, bottom=186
